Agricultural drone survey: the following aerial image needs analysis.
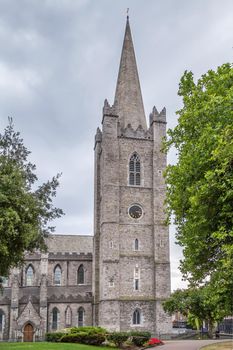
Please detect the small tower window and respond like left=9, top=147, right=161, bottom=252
left=109, top=278, right=114, bottom=287
left=77, top=265, right=85, bottom=285
left=134, top=267, right=140, bottom=291
left=0, top=310, right=5, bottom=332
left=54, top=265, right=62, bottom=286
left=133, top=309, right=141, bottom=325
left=65, top=306, right=72, bottom=326
left=78, top=307, right=85, bottom=327
left=134, top=239, right=139, bottom=251
left=129, top=153, right=141, bottom=186
left=26, top=265, right=34, bottom=286
left=52, top=307, right=60, bottom=330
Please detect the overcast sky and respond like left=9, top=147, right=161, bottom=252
left=0, top=0, right=232, bottom=290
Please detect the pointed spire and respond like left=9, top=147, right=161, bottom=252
left=114, top=17, right=147, bottom=130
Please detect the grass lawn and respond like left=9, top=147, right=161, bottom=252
left=201, top=341, right=233, bottom=350
left=0, top=343, right=112, bottom=350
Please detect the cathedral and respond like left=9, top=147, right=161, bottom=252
left=0, top=17, right=171, bottom=342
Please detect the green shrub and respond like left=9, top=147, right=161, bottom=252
left=60, top=333, right=84, bottom=343
left=60, top=332, right=105, bottom=345
left=47, top=326, right=107, bottom=345
left=85, top=333, right=106, bottom=345
left=45, top=332, right=65, bottom=342
left=107, top=332, right=129, bottom=347
left=69, top=326, right=106, bottom=335
left=130, top=331, right=151, bottom=347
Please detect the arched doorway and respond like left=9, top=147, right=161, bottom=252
left=23, top=323, right=34, bottom=342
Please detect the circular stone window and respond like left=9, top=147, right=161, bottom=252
left=128, top=205, right=143, bottom=219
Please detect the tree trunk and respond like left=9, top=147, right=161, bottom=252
left=208, top=320, right=214, bottom=338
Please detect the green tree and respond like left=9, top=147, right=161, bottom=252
left=163, top=286, right=226, bottom=337
left=164, top=63, right=233, bottom=304
left=0, top=119, right=64, bottom=279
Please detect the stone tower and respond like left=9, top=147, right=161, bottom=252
left=93, top=17, right=171, bottom=334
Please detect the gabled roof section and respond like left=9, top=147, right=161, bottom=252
left=45, top=235, right=93, bottom=254
left=114, top=17, right=147, bottom=130
left=17, top=300, right=41, bottom=328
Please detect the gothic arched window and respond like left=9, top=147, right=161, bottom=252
left=26, top=265, right=34, bottom=286
left=65, top=306, right=72, bottom=326
left=1, top=277, right=8, bottom=287
left=54, top=265, right=62, bottom=286
left=77, top=265, right=85, bottom=285
left=0, top=310, right=5, bottom=332
left=129, top=153, right=141, bottom=186
left=52, top=307, right=60, bottom=330
left=78, top=307, right=85, bottom=327
left=134, top=239, right=139, bottom=251
left=133, top=309, right=141, bottom=325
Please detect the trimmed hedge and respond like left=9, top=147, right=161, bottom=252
left=46, top=332, right=66, bottom=342
left=107, top=331, right=129, bottom=347
left=46, top=327, right=151, bottom=347
left=130, top=331, right=151, bottom=346
left=69, top=326, right=106, bottom=335
left=60, top=332, right=105, bottom=345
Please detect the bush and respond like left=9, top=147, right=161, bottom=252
left=70, top=326, right=106, bottom=334
left=60, top=333, right=85, bottom=343
left=45, top=332, right=65, bottom=342
left=60, top=332, right=105, bottom=345
left=107, top=332, right=129, bottom=347
left=47, top=326, right=107, bottom=345
left=86, top=333, right=106, bottom=345
left=130, top=331, right=151, bottom=347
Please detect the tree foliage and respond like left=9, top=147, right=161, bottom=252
left=163, top=286, right=226, bottom=336
left=164, top=63, right=233, bottom=297
left=0, top=119, right=63, bottom=277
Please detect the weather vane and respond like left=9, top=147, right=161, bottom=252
left=127, top=8, right=129, bottom=18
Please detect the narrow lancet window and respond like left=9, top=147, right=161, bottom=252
left=133, top=309, right=141, bottom=325
left=26, top=265, right=34, bottom=286
left=134, top=239, right=139, bottom=251
left=78, top=307, right=84, bottom=327
left=77, top=265, right=85, bottom=284
left=54, top=265, right=62, bottom=286
left=1, top=277, right=8, bottom=287
left=52, top=308, right=60, bottom=330
left=134, top=266, right=140, bottom=291
left=65, top=306, right=72, bottom=326
left=0, top=310, right=5, bottom=332
left=129, top=153, right=140, bottom=186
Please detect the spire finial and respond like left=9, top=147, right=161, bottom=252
left=127, top=8, right=129, bottom=20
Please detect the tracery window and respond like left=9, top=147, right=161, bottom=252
left=129, top=153, right=141, bottom=186
left=0, top=310, right=5, bottom=332
left=133, top=309, right=141, bottom=325
left=52, top=307, right=60, bottom=330
left=65, top=306, right=72, bottom=326
left=54, top=265, right=62, bottom=286
left=26, top=265, right=34, bottom=286
left=77, top=265, right=85, bottom=285
left=78, top=307, right=85, bottom=327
